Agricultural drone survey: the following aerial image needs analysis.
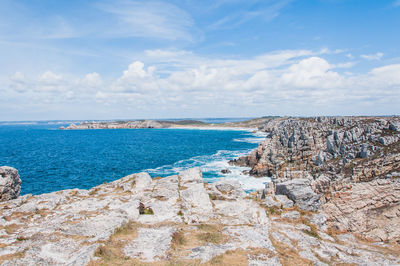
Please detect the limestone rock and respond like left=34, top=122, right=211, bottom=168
left=179, top=168, right=213, bottom=223
left=265, top=195, right=294, bottom=209
left=0, top=166, right=22, bottom=202
left=208, top=179, right=246, bottom=200
left=275, top=179, right=320, bottom=211
left=124, top=227, right=175, bottom=262
left=133, top=172, right=152, bottom=189
left=281, top=211, right=300, bottom=220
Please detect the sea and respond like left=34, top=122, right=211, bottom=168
left=0, top=118, right=270, bottom=195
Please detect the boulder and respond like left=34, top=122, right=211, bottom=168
left=265, top=195, right=294, bottom=209
left=0, top=166, right=22, bottom=201
left=389, top=122, right=400, bottom=132
left=207, top=179, right=246, bottom=200
left=275, top=179, right=320, bottom=211
left=133, top=172, right=152, bottom=189
left=220, top=169, right=231, bottom=174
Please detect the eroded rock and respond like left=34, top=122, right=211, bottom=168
left=0, top=166, right=21, bottom=202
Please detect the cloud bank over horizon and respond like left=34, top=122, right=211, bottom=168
left=0, top=0, right=399, bottom=120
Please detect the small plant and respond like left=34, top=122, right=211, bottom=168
left=208, top=194, right=217, bottom=200
left=139, top=202, right=154, bottom=215
left=16, top=236, right=29, bottom=241
left=94, top=245, right=113, bottom=259
left=177, top=210, right=183, bottom=216
left=143, top=208, right=154, bottom=215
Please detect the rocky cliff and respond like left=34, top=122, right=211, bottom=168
left=230, top=116, right=400, bottom=243
left=1, top=168, right=399, bottom=265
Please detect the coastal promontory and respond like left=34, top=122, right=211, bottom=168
left=1, top=116, right=400, bottom=265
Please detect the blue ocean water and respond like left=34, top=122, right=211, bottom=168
left=0, top=122, right=267, bottom=195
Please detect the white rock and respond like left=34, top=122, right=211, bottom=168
left=180, top=182, right=213, bottom=224
left=281, top=211, right=300, bottom=220
left=133, top=172, right=152, bottom=189
left=179, top=167, right=203, bottom=184
left=124, top=227, right=175, bottom=262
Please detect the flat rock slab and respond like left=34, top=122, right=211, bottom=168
left=124, top=226, right=175, bottom=262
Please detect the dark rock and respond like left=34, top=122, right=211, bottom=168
left=0, top=166, right=21, bottom=202
left=275, top=179, right=320, bottom=211
left=221, top=169, right=231, bottom=174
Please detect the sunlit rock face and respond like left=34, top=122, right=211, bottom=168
left=231, top=116, right=400, bottom=242
left=0, top=166, right=399, bottom=265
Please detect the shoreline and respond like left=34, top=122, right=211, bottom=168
left=1, top=116, right=400, bottom=265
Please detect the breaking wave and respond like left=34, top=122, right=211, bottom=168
left=147, top=131, right=270, bottom=191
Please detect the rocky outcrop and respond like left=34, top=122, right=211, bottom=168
left=231, top=116, right=400, bottom=242
left=0, top=166, right=21, bottom=202
left=62, top=120, right=165, bottom=130
left=322, top=178, right=400, bottom=242
left=275, top=178, right=320, bottom=211
left=1, top=168, right=399, bottom=265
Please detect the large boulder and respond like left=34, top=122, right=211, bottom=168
left=0, top=166, right=22, bottom=201
left=275, top=178, right=320, bottom=211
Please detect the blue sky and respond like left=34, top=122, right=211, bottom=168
left=1, top=0, right=400, bottom=120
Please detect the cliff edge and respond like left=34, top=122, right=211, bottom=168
left=0, top=167, right=399, bottom=265
left=231, top=116, right=400, bottom=243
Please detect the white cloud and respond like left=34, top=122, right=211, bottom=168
left=5, top=49, right=400, bottom=118
left=360, top=52, right=384, bottom=61
left=82, top=73, right=103, bottom=88
left=370, top=64, right=400, bottom=85
left=280, top=57, right=342, bottom=89
left=39, top=71, right=63, bottom=85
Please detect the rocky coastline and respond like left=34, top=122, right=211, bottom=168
left=59, top=117, right=270, bottom=130
left=1, top=116, right=400, bottom=265
left=230, top=116, right=400, bottom=243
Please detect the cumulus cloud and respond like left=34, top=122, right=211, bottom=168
left=360, top=52, right=384, bottom=61
left=6, top=49, right=400, bottom=118
left=370, top=64, right=400, bottom=85
left=82, top=73, right=103, bottom=88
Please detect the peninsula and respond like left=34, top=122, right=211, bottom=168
left=1, top=116, right=400, bottom=265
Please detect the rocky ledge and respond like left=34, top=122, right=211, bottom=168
left=230, top=116, right=400, bottom=244
left=1, top=167, right=399, bottom=265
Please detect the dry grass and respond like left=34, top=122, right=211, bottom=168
left=270, top=234, right=313, bottom=266
left=196, top=224, right=225, bottom=244
left=89, top=221, right=139, bottom=265
left=0, top=250, right=26, bottom=264
left=4, top=223, right=22, bottom=234
left=89, top=187, right=101, bottom=195
left=171, top=230, right=186, bottom=249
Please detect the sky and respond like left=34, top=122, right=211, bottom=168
left=1, top=0, right=400, bottom=121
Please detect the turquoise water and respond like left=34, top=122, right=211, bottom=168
left=0, top=122, right=266, bottom=195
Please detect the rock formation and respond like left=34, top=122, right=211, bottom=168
left=62, top=120, right=165, bottom=130
left=0, top=166, right=21, bottom=202
left=230, top=116, right=400, bottom=243
left=0, top=168, right=399, bottom=265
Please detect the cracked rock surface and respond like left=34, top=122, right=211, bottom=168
left=1, top=167, right=399, bottom=265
